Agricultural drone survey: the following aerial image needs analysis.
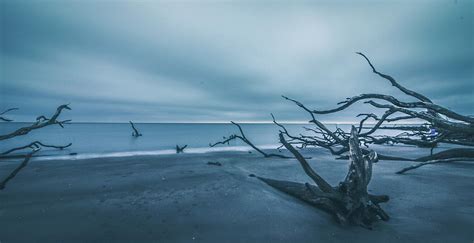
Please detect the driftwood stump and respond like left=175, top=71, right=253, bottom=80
left=258, top=126, right=389, bottom=229
left=129, top=121, right=142, bottom=137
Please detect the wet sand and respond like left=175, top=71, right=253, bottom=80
left=1, top=147, right=473, bottom=242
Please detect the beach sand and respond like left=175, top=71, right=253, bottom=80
left=1, top=147, right=473, bottom=242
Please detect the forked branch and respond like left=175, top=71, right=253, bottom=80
left=0, top=108, right=19, bottom=122
left=0, top=104, right=71, bottom=141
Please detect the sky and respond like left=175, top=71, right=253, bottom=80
left=1, top=0, right=473, bottom=123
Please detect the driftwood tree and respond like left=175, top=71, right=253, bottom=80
left=257, top=127, right=389, bottom=229
left=277, top=53, right=473, bottom=174
left=0, top=105, right=72, bottom=190
left=212, top=53, right=471, bottom=227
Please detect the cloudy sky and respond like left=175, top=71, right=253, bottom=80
left=1, top=0, right=472, bottom=123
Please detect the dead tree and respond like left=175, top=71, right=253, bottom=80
left=0, top=105, right=72, bottom=190
left=278, top=52, right=473, bottom=173
left=210, top=121, right=293, bottom=159
left=129, top=121, right=142, bottom=137
left=258, top=127, right=389, bottom=228
left=176, top=144, right=187, bottom=153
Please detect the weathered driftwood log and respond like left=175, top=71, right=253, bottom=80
left=258, top=126, right=389, bottom=229
left=210, top=121, right=293, bottom=159
left=129, top=121, right=142, bottom=137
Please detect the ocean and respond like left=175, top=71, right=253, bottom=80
left=0, top=122, right=410, bottom=160
left=0, top=123, right=319, bottom=159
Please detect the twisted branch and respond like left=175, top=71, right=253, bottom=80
left=0, top=108, right=19, bottom=122
left=0, top=141, right=72, bottom=157
left=0, top=104, right=71, bottom=141
left=210, top=121, right=292, bottom=159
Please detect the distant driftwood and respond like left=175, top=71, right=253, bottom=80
left=129, top=121, right=142, bottom=137
left=207, top=161, right=222, bottom=166
left=0, top=105, right=72, bottom=190
left=176, top=145, right=187, bottom=153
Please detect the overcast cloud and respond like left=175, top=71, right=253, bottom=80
left=1, top=0, right=472, bottom=122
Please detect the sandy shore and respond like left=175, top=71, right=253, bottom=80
left=1, top=147, right=473, bottom=242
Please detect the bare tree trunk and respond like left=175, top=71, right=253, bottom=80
left=257, top=126, right=389, bottom=228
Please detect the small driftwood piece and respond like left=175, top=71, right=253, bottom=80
left=176, top=145, right=187, bottom=153
left=258, top=126, right=389, bottom=229
left=129, top=121, right=142, bottom=137
left=207, top=161, right=222, bottom=166
left=396, top=157, right=474, bottom=174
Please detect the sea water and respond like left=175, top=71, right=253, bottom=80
left=0, top=123, right=309, bottom=159
left=0, top=122, right=406, bottom=160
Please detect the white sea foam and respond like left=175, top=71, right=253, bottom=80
left=33, top=144, right=281, bottom=161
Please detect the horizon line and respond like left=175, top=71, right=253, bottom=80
left=5, top=120, right=426, bottom=125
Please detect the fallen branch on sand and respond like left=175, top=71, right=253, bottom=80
left=396, top=157, right=474, bottom=174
